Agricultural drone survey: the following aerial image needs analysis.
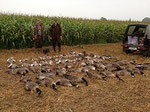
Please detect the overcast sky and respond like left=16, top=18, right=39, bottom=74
left=0, top=0, right=150, bottom=21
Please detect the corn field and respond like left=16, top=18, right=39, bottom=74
left=0, top=13, right=148, bottom=49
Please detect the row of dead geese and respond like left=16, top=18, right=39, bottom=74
left=6, top=51, right=150, bottom=96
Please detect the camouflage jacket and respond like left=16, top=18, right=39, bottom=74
left=33, top=23, right=45, bottom=39
left=50, top=23, right=62, bottom=38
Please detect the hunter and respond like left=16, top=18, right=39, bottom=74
left=33, top=19, right=45, bottom=48
left=50, top=19, right=62, bottom=52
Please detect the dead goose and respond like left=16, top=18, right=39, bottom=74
left=29, top=66, right=41, bottom=73
left=7, top=57, right=16, bottom=64
left=36, top=72, right=54, bottom=80
left=39, top=61, right=49, bottom=66
left=93, top=63, right=106, bottom=70
left=17, top=67, right=29, bottom=75
left=56, top=78, right=79, bottom=87
left=19, top=59, right=28, bottom=63
left=20, top=74, right=32, bottom=83
left=86, top=71, right=101, bottom=79
left=86, top=66, right=96, bottom=71
left=65, top=63, right=74, bottom=69
left=31, top=58, right=38, bottom=62
left=114, top=60, right=136, bottom=66
left=21, top=63, right=31, bottom=68
left=115, top=70, right=135, bottom=78
left=25, top=80, right=42, bottom=96
left=8, top=63, right=18, bottom=69
left=40, top=66, right=51, bottom=73
left=136, top=63, right=150, bottom=70
left=64, top=74, right=88, bottom=86
left=6, top=69, right=18, bottom=75
left=36, top=77, right=57, bottom=91
left=111, top=66, right=135, bottom=77
left=98, top=70, right=125, bottom=82
left=56, top=68, right=67, bottom=76
left=125, top=67, right=145, bottom=76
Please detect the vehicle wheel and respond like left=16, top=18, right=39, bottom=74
left=123, top=48, right=127, bottom=53
left=143, top=50, right=150, bottom=57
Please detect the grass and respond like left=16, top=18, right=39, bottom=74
left=0, top=43, right=150, bottom=112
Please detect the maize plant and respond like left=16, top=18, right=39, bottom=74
left=0, top=13, right=148, bottom=49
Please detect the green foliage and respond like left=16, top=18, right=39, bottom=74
left=0, top=14, right=148, bottom=49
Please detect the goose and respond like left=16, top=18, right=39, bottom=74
left=111, top=65, right=125, bottom=72
left=29, top=66, right=41, bottom=73
left=8, top=63, right=18, bottom=69
left=25, top=80, right=42, bottom=96
left=21, top=63, right=31, bottom=68
left=40, top=66, right=51, bottom=73
left=125, top=67, right=145, bottom=76
left=56, top=78, right=79, bottom=87
left=7, top=57, right=16, bottom=64
left=81, top=67, right=89, bottom=73
left=75, top=67, right=83, bottom=73
left=65, top=63, right=74, bottom=69
left=93, top=63, right=106, bottom=70
left=6, top=69, right=18, bottom=75
left=64, top=74, right=88, bottom=86
left=86, top=60, right=94, bottom=65
left=56, top=60, right=62, bottom=65
left=20, top=74, right=32, bottom=83
left=111, top=66, right=135, bottom=77
left=115, top=70, right=135, bottom=78
left=86, top=66, right=96, bottom=71
left=31, top=58, right=38, bottom=62
left=98, top=70, right=125, bottom=82
left=17, top=67, right=29, bottom=75
left=47, top=60, right=53, bottom=65
left=19, top=59, right=28, bottom=63
left=80, top=62, right=87, bottom=66
left=36, top=72, right=54, bottom=80
left=44, top=55, right=52, bottom=60
left=102, top=55, right=114, bottom=60
left=86, top=71, right=101, bottom=79
left=36, top=77, right=57, bottom=91
left=39, top=61, right=49, bottom=66
left=53, top=66, right=62, bottom=71
left=114, top=60, right=136, bottom=66
left=89, top=53, right=96, bottom=58
left=39, top=56, right=46, bottom=61
left=82, top=51, right=88, bottom=56
left=136, top=63, right=150, bottom=70
left=56, top=69, right=67, bottom=76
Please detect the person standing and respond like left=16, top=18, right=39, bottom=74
left=50, top=19, right=62, bottom=52
left=33, top=19, right=45, bottom=48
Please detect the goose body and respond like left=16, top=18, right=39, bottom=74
left=36, top=77, right=57, bottom=90
left=64, top=74, right=88, bottom=86
left=8, top=63, right=18, bottom=69
left=25, top=81, right=41, bottom=96
left=56, top=78, right=78, bottom=87
left=86, top=72, right=101, bottom=79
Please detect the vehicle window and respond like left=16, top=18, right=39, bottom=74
left=128, top=26, right=136, bottom=35
left=138, top=28, right=146, bottom=33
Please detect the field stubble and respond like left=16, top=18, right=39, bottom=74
left=0, top=43, right=150, bottom=112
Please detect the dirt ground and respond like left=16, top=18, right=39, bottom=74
left=0, top=43, right=150, bottom=112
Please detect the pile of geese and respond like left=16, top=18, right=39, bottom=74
left=6, top=51, right=150, bottom=96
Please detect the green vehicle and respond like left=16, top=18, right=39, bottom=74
left=122, top=24, right=150, bottom=56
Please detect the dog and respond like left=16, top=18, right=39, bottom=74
left=43, top=48, right=50, bottom=55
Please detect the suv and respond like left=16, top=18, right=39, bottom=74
left=122, top=24, right=150, bottom=56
